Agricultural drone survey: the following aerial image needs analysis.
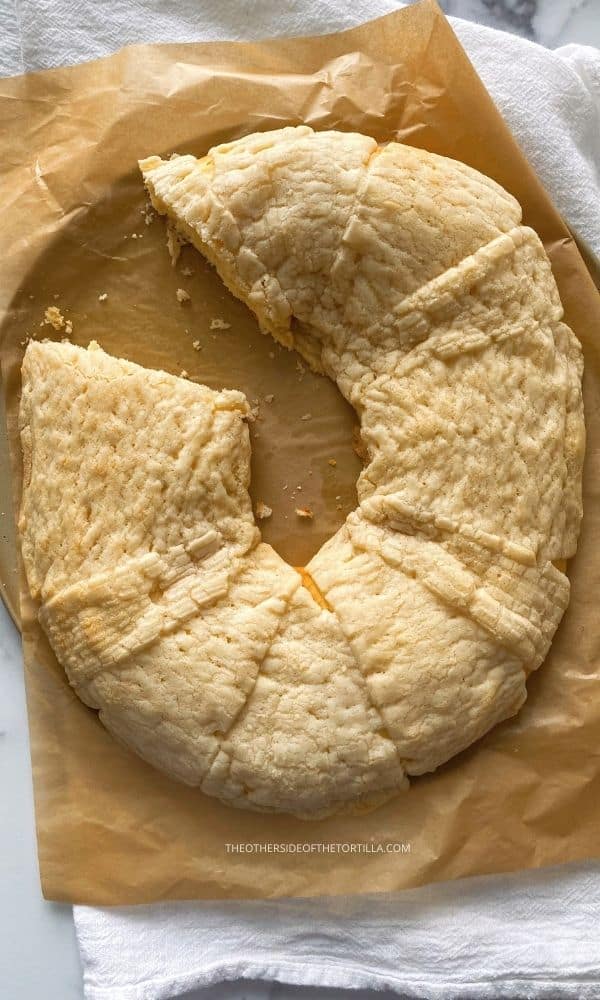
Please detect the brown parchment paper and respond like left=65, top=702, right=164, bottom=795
left=1, top=0, right=600, bottom=905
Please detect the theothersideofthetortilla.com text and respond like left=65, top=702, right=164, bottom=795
left=224, top=841, right=411, bottom=854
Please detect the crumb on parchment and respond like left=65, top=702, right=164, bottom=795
left=176, top=288, right=191, bottom=304
left=301, top=413, right=312, bottom=421
left=192, top=340, right=202, bottom=351
left=210, top=318, right=230, bottom=330
left=98, top=293, right=108, bottom=302
left=328, top=457, right=337, bottom=467
left=181, top=266, right=194, bottom=277
left=43, top=306, right=65, bottom=330
left=255, top=501, right=272, bottom=521
left=295, top=506, right=313, bottom=519
left=166, top=223, right=184, bottom=266
left=264, top=394, right=274, bottom=404
left=44, top=306, right=71, bottom=335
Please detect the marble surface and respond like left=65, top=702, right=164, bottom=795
left=440, top=0, right=600, bottom=48
left=0, top=600, right=83, bottom=998
left=1, top=1, right=599, bottom=998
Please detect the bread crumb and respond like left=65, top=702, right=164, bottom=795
left=210, top=318, right=230, bottom=330
left=64, top=320, right=73, bottom=335
left=53, top=293, right=60, bottom=300
left=301, top=413, right=312, bottom=421
left=176, top=288, right=191, bottom=304
left=43, top=306, right=65, bottom=330
left=328, top=458, right=337, bottom=467
left=264, top=394, right=274, bottom=404
left=180, top=369, right=188, bottom=378
left=295, top=506, right=313, bottom=519
left=192, top=340, right=202, bottom=351
left=166, top=223, right=184, bottom=266
left=131, top=233, right=138, bottom=239
left=98, top=293, right=108, bottom=302
left=282, top=484, right=288, bottom=491
left=335, top=495, right=341, bottom=501
left=142, top=205, right=155, bottom=225
left=255, top=501, right=272, bottom=520
left=296, top=360, right=305, bottom=380
left=181, top=266, right=194, bottom=277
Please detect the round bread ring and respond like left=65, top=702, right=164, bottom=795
left=19, top=128, right=584, bottom=819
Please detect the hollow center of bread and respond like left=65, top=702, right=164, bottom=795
left=244, top=347, right=364, bottom=568
left=161, top=245, right=364, bottom=569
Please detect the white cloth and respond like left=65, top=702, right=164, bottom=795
left=76, top=862, right=600, bottom=1000
left=2, top=3, right=600, bottom=999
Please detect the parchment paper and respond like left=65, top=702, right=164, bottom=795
left=1, top=0, right=599, bottom=905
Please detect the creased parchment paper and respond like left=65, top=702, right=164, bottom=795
left=1, top=0, right=599, bottom=904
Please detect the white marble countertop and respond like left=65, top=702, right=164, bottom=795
left=1, top=2, right=600, bottom=998
left=441, top=0, right=600, bottom=48
left=0, top=600, right=83, bottom=998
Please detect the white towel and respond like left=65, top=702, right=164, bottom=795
left=2, top=3, right=600, bottom=998
left=75, top=862, right=600, bottom=1000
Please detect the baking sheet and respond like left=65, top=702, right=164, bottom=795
left=1, top=0, right=600, bottom=904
